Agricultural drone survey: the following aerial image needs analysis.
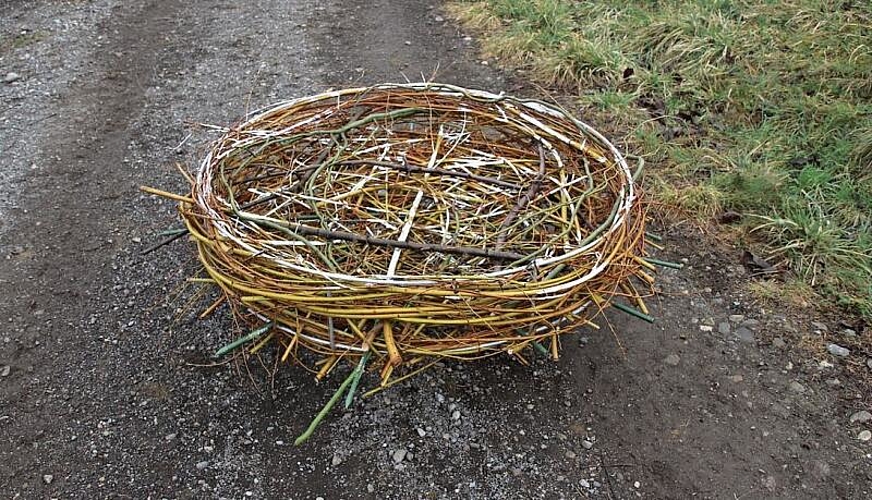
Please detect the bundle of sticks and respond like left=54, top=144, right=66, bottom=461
left=162, top=83, right=657, bottom=388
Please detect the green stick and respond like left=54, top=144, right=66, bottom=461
left=611, top=302, right=654, bottom=323
left=295, top=366, right=359, bottom=445
left=214, top=321, right=273, bottom=357
left=344, top=351, right=372, bottom=409
left=644, top=257, right=684, bottom=269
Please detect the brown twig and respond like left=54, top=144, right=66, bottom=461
left=495, top=144, right=547, bottom=250
left=242, top=214, right=526, bottom=261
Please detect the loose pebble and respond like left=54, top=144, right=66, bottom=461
left=43, top=474, right=53, bottom=485
left=789, top=381, right=806, bottom=393
left=582, top=440, right=593, bottom=450
left=858, top=430, right=871, bottom=442
left=849, top=411, right=872, bottom=424
left=3, top=72, right=21, bottom=83
left=718, top=322, right=731, bottom=335
left=392, top=449, right=407, bottom=463
left=416, top=427, right=426, bottom=438
left=733, top=327, right=755, bottom=343
left=827, top=343, right=850, bottom=357
left=664, top=354, right=680, bottom=366
left=195, top=461, right=209, bottom=470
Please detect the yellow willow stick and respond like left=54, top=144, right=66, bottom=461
left=199, top=295, right=226, bottom=319
left=383, top=322, right=402, bottom=367
left=633, top=255, right=657, bottom=272
left=281, top=335, right=298, bottom=362
left=139, top=185, right=194, bottom=204
left=364, top=359, right=441, bottom=398
left=316, top=356, right=338, bottom=380
left=249, top=331, right=275, bottom=354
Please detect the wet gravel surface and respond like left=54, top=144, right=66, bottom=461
left=1, top=1, right=871, bottom=498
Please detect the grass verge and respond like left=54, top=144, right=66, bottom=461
left=448, top=0, right=872, bottom=317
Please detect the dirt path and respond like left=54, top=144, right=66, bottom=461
left=1, top=0, right=870, bottom=498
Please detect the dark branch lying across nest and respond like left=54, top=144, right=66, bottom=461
left=146, top=83, right=666, bottom=425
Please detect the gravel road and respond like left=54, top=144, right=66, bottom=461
left=1, top=1, right=870, bottom=498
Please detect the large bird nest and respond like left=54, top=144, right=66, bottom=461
left=150, top=83, right=662, bottom=405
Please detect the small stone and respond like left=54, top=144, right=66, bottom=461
left=812, top=321, right=828, bottom=332
left=331, top=453, right=343, bottom=466
left=825, top=378, right=841, bottom=387
left=195, top=461, right=209, bottom=470
left=367, top=484, right=375, bottom=493
left=729, top=374, right=744, bottom=383
left=718, top=322, right=731, bottom=335
left=741, top=318, right=760, bottom=328
left=392, top=449, right=407, bottom=463
left=132, top=237, right=141, bottom=243
left=789, top=381, right=806, bottom=393
left=843, top=328, right=857, bottom=337
left=827, top=343, right=850, bottom=357
left=3, top=72, right=21, bottom=84
left=772, top=338, right=786, bottom=349
left=404, top=40, right=411, bottom=46
left=858, top=430, right=871, bottom=442
left=1, top=365, right=10, bottom=377
left=849, top=411, right=872, bottom=424
left=867, top=358, right=872, bottom=370
left=434, top=15, right=444, bottom=22
left=416, top=427, right=426, bottom=438
left=580, top=479, right=590, bottom=488
left=762, top=476, right=776, bottom=491
left=728, top=314, right=744, bottom=323
left=565, top=450, right=577, bottom=459
left=699, top=325, right=714, bottom=332
left=581, top=440, right=593, bottom=450
left=165, top=433, right=177, bottom=441
left=634, top=481, right=641, bottom=488
left=43, top=474, right=53, bottom=484
left=664, top=354, right=680, bottom=366
left=451, top=410, right=461, bottom=420
left=733, top=327, right=755, bottom=342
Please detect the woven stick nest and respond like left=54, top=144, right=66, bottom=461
left=176, top=83, right=653, bottom=383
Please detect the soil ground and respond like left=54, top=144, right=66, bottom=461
left=1, top=1, right=870, bottom=499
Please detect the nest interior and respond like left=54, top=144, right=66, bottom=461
left=180, top=83, right=650, bottom=381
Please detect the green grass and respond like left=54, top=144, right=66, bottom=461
left=0, top=31, right=45, bottom=54
left=449, top=0, right=872, bottom=317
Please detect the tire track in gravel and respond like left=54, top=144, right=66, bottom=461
left=0, top=0, right=187, bottom=492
